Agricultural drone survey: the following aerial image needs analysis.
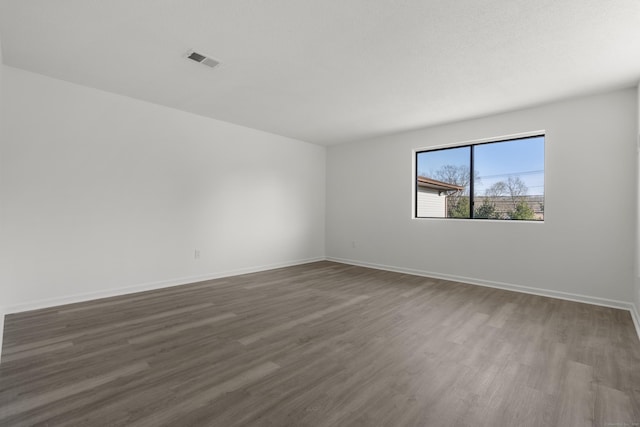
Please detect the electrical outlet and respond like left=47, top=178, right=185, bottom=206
left=351, top=241, right=356, bottom=248
left=194, top=249, right=200, bottom=259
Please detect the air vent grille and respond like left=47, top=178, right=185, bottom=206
left=188, top=52, right=206, bottom=62
left=186, top=50, right=220, bottom=69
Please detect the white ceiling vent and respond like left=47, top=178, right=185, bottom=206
left=186, top=50, right=220, bottom=69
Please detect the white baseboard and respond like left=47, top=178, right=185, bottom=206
left=2, top=257, right=325, bottom=315
left=327, top=256, right=640, bottom=341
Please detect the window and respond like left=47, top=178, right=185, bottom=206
left=415, top=134, right=544, bottom=220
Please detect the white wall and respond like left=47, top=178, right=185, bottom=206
left=0, top=66, right=325, bottom=313
left=636, top=83, right=640, bottom=320
left=327, top=88, right=637, bottom=306
left=0, top=33, right=5, bottom=358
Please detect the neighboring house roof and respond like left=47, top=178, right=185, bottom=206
left=417, top=176, right=464, bottom=192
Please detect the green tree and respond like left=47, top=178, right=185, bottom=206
left=508, top=201, right=535, bottom=220
left=449, top=197, right=470, bottom=218
left=485, top=176, right=531, bottom=219
left=474, top=198, right=497, bottom=219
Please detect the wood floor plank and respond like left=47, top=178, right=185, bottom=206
left=556, top=360, right=596, bottom=426
left=2, top=302, right=214, bottom=355
left=238, top=294, right=370, bottom=345
left=1, top=261, right=639, bottom=426
left=0, top=341, right=74, bottom=363
left=128, top=361, right=281, bottom=427
left=595, top=383, right=635, bottom=426
left=0, top=361, right=148, bottom=420
left=128, top=312, right=237, bottom=344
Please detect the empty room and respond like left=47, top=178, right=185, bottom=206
left=1, top=1, right=639, bottom=426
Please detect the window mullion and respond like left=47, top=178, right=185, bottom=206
left=469, top=145, right=474, bottom=219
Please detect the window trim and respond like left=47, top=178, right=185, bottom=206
left=413, top=131, right=545, bottom=221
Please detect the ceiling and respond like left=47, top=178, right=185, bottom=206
left=1, top=1, right=639, bottom=145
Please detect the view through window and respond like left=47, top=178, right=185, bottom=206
left=415, top=135, right=544, bottom=220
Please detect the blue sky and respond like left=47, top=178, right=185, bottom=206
left=417, top=136, right=544, bottom=196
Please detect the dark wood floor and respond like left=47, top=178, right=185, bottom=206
left=1, top=261, right=639, bottom=426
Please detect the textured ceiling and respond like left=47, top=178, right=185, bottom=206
left=1, top=0, right=639, bottom=145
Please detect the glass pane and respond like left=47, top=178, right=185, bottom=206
left=472, top=136, right=544, bottom=220
left=416, top=146, right=470, bottom=218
